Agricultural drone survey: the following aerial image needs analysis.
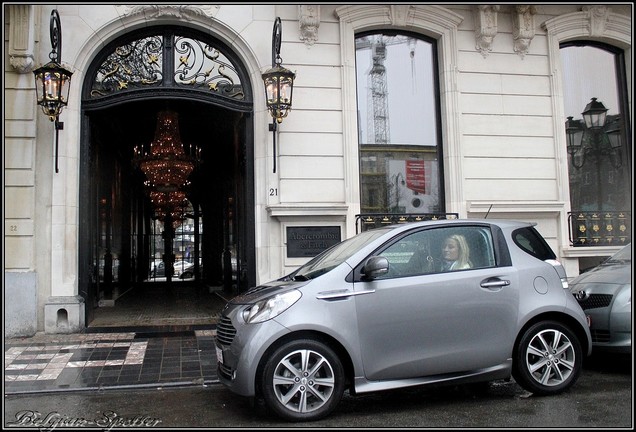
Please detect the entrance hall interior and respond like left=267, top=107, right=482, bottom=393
left=82, top=98, right=252, bottom=330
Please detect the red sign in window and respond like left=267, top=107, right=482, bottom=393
left=406, top=160, right=426, bottom=194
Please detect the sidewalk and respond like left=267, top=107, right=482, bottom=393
left=4, top=328, right=220, bottom=395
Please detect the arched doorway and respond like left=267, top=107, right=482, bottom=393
left=78, top=26, right=255, bottom=328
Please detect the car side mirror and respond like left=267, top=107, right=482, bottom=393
left=361, top=256, right=389, bottom=280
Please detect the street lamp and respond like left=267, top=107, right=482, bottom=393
left=565, top=98, right=622, bottom=170
left=33, top=9, right=73, bottom=173
left=566, top=98, right=624, bottom=219
left=262, top=17, right=295, bottom=173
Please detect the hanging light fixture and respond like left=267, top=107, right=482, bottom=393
left=149, top=190, right=189, bottom=226
left=262, top=17, right=296, bottom=173
left=33, top=9, right=73, bottom=173
left=134, top=110, right=201, bottom=223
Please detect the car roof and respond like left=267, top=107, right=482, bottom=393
left=380, top=218, right=533, bottom=233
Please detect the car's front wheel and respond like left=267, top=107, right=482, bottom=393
left=513, top=321, right=583, bottom=395
left=261, top=339, right=345, bottom=422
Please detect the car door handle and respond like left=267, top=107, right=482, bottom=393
left=480, top=279, right=510, bottom=288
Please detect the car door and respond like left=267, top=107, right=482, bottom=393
left=353, top=224, right=519, bottom=381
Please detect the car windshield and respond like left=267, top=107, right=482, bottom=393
left=291, top=228, right=392, bottom=280
left=606, top=243, right=631, bottom=264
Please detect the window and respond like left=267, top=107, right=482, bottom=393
left=512, top=227, right=556, bottom=261
left=560, top=43, right=631, bottom=214
left=355, top=32, right=442, bottom=214
left=377, top=226, right=495, bottom=278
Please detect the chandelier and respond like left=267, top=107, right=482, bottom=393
left=134, top=110, right=201, bottom=223
left=150, top=190, right=189, bottom=226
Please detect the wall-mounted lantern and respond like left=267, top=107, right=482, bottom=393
left=262, top=17, right=295, bottom=173
left=33, top=9, right=73, bottom=173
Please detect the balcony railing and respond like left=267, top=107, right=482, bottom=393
left=355, top=213, right=459, bottom=234
left=568, top=211, right=631, bottom=246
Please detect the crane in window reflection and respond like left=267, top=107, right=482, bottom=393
left=356, top=35, right=416, bottom=145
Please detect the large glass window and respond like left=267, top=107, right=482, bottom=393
left=355, top=32, right=442, bottom=214
left=560, top=43, right=631, bottom=246
left=561, top=44, right=631, bottom=213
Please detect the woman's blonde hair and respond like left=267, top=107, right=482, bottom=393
left=447, top=234, right=472, bottom=269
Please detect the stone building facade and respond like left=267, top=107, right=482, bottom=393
left=4, top=4, right=632, bottom=336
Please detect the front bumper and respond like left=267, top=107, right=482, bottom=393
left=215, top=309, right=290, bottom=397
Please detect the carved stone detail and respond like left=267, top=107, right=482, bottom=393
left=389, top=5, right=413, bottom=27
left=8, top=4, right=35, bottom=73
left=118, top=5, right=220, bottom=21
left=299, top=5, right=320, bottom=46
left=10, top=55, right=34, bottom=73
left=512, top=5, right=537, bottom=58
left=583, top=5, right=609, bottom=36
left=474, top=5, right=500, bottom=58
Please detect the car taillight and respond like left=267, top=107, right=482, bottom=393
left=545, top=259, right=569, bottom=289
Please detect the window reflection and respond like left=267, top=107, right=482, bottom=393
left=356, top=33, right=442, bottom=214
left=560, top=44, right=630, bottom=214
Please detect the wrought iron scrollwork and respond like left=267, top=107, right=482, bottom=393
left=49, top=9, right=62, bottom=63
left=173, top=36, right=243, bottom=99
left=90, top=32, right=244, bottom=101
left=271, top=16, right=282, bottom=67
left=91, top=36, right=163, bottom=97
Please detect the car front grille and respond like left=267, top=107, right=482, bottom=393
left=591, top=329, right=611, bottom=343
left=216, top=316, right=237, bottom=346
left=218, top=362, right=234, bottom=380
left=577, top=293, right=613, bottom=310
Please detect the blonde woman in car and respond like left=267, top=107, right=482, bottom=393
left=440, top=234, right=472, bottom=271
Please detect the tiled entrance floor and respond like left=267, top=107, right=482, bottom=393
left=4, top=330, right=219, bottom=394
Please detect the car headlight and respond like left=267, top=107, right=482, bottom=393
left=242, top=290, right=302, bottom=324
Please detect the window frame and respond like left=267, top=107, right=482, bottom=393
left=354, top=30, right=445, bottom=215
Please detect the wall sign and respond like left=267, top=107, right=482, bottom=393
left=286, top=226, right=341, bottom=258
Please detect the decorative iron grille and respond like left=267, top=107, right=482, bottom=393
left=568, top=211, right=631, bottom=246
left=90, top=32, right=244, bottom=101
left=355, top=213, right=459, bottom=233
left=174, top=36, right=243, bottom=99
left=91, top=36, right=164, bottom=97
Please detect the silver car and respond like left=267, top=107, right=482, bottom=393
left=216, top=220, right=592, bottom=421
left=569, top=243, right=631, bottom=354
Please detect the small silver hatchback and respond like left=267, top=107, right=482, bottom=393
left=216, top=220, right=592, bottom=421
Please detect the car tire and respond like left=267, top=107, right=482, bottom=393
left=261, top=339, right=345, bottom=422
left=512, top=320, right=583, bottom=395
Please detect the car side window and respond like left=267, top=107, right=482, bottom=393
left=378, top=231, right=434, bottom=277
left=377, top=226, right=496, bottom=278
left=512, top=227, right=556, bottom=261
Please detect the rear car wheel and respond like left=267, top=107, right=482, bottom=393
left=261, top=339, right=345, bottom=422
left=513, top=321, right=583, bottom=395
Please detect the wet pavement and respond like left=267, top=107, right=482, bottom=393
left=4, top=355, right=632, bottom=428
left=4, top=329, right=219, bottom=395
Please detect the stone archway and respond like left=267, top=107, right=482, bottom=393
left=77, top=26, right=255, bottom=328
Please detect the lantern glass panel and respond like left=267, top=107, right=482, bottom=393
left=583, top=112, right=607, bottom=129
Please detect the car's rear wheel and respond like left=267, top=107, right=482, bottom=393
left=513, top=321, right=583, bottom=395
left=261, top=339, right=345, bottom=422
